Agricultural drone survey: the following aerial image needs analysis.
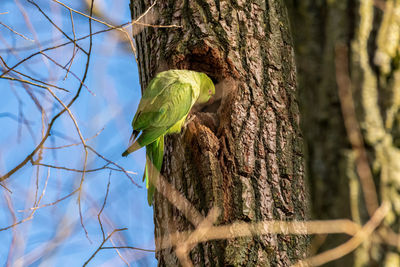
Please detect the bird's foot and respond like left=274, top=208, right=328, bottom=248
left=183, top=114, right=196, bottom=129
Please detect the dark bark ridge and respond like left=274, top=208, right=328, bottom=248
left=131, top=0, right=308, bottom=265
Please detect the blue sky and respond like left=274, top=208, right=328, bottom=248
left=0, top=0, right=156, bottom=265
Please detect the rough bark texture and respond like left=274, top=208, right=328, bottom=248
left=131, top=0, right=308, bottom=266
left=287, top=0, right=400, bottom=266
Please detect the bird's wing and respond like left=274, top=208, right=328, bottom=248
left=131, top=81, right=194, bottom=147
left=133, top=80, right=193, bottom=131
left=131, top=71, right=179, bottom=127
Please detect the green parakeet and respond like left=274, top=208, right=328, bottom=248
left=122, top=70, right=215, bottom=205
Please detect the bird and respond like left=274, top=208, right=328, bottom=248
left=122, top=69, right=215, bottom=205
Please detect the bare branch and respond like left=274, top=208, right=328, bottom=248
left=335, top=44, right=379, bottom=216
left=293, top=202, right=390, bottom=266
left=98, top=172, right=112, bottom=240
left=0, top=21, right=34, bottom=42
left=101, top=246, right=155, bottom=253
left=27, top=0, right=88, bottom=55
left=82, top=228, right=128, bottom=267
left=0, top=0, right=94, bottom=183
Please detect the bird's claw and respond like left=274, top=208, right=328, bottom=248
left=183, top=114, right=196, bottom=129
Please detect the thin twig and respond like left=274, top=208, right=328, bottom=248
left=0, top=21, right=34, bottom=42
left=87, top=146, right=140, bottom=187
left=101, top=246, right=155, bottom=252
left=43, top=128, right=105, bottom=149
left=176, top=207, right=221, bottom=267
left=27, top=0, right=88, bottom=55
left=0, top=18, right=180, bottom=78
left=76, top=0, right=96, bottom=242
left=64, top=9, right=77, bottom=79
left=4, top=191, right=17, bottom=265
left=155, top=173, right=205, bottom=227
left=156, top=219, right=362, bottom=251
left=292, top=202, right=390, bottom=267
left=1, top=76, right=66, bottom=92
left=82, top=228, right=128, bottom=267
left=109, top=237, right=131, bottom=267
left=52, top=0, right=179, bottom=33
left=1, top=168, right=52, bottom=232
left=0, top=182, right=12, bottom=193
left=0, top=56, right=69, bottom=91
left=19, top=189, right=79, bottom=212
left=33, top=162, right=114, bottom=173
left=98, top=172, right=112, bottom=240
left=0, top=0, right=94, bottom=184
left=39, top=51, right=94, bottom=95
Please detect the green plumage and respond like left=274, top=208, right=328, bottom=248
left=122, top=70, right=215, bottom=205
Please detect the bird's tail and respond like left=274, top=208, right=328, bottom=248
left=144, top=134, right=164, bottom=205
left=122, top=130, right=141, bottom=157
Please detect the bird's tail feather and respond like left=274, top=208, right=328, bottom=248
left=130, top=130, right=140, bottom=142
left=122, top=128, right=166, bottom=157
left=122, top=141, right=141, bottom=157
left=145, top=135, right=164, bottom=205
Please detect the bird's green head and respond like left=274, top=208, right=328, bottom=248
left=198, top=73, right=215, bottom=103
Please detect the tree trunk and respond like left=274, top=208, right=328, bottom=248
left=287, top=0, right=400, bottom=265
left=131, top=0, right=308, bottom=266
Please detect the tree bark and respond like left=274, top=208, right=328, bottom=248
left=287, top=0, right=400, bottom=265
left=131, top=0, right=308, bottom=266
